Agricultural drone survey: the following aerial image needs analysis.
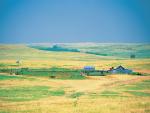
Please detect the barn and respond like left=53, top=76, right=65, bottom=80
left=83, top=65, right=133, bottom=76
left=109, top=65, right=132, bottom=74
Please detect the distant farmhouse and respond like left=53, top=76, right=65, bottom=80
left=108, top=65, right=132, bottom=74
left=83, top=65, right=133, bottom=76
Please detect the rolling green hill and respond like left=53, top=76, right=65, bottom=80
left=0, top=44, right=108, bottom=61
left=30, top=43, right=150, bottom=58
left=0, top=43, right=149, bottom=71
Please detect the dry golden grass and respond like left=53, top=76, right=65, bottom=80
left=0, top=44, right=150, bottom=113
left=0, top=74, right=150, bottom=113
left=1, top=96, right=149, bottom=113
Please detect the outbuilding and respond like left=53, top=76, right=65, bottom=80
left=110, top=65, right=132, bottom=74
left=83, top=66, right=95, bottom=72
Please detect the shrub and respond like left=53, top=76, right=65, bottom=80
left=130, top=54, right=136, bottom=59
left=131, top=72, right=142, bottom=75
left=69, top=92, right=84, bottom=98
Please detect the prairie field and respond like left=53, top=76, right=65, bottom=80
left=0, top=43, right=150, bottom=113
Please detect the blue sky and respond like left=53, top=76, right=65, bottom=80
left=0, top=0, right=150, bottom=43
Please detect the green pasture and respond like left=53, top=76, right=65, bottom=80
left=0, top=68, right=85, bottom=80
left=0, top=86, right=65, bottom=102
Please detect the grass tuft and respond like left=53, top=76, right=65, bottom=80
left=126, top=91, right=150, bottom=97
left=48, top=90, right=65, bottom=96
left=69, top=92, right=84, bottom=98
left=100, top=91, right=120, bottom=96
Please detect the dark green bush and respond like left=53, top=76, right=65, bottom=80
left=131, top=72, right=142, bottom=75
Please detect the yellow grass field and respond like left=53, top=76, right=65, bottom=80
left=0, top=44, right=150, bottom=113
left=0, top=44, right=149, bottom=72
left=0, top=74, right=150, bottom=113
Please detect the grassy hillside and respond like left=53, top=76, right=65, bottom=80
left=29, top=43, right=150, bottom=58
left=57, top=43, right=150, bottom=58
left=0, top=43, right=150, bottom=113
left=0, top=44, right=114, bottom=61
left=0, top=44, right=150, bottom=73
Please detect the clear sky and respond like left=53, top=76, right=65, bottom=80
left=0, top=0, right=150, bottom=43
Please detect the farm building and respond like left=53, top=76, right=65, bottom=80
left=109, top=65, right=132, bottom=74
left=83, top=66, right=95, bottom=72
left=83, top=65, right=133, bottom=76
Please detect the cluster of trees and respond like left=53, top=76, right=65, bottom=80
left=130, top=54, right=136, bottom=59
left=31, top=45, right=80, bottom=52
left=47, top=45, right=80, bottom=52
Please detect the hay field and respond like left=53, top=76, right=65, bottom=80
left=0, top=74, right=150, bottom=113
left=0, top=43, right=150, bottom=113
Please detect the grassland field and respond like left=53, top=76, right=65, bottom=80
left=0, top=43, right=150, bottom=113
